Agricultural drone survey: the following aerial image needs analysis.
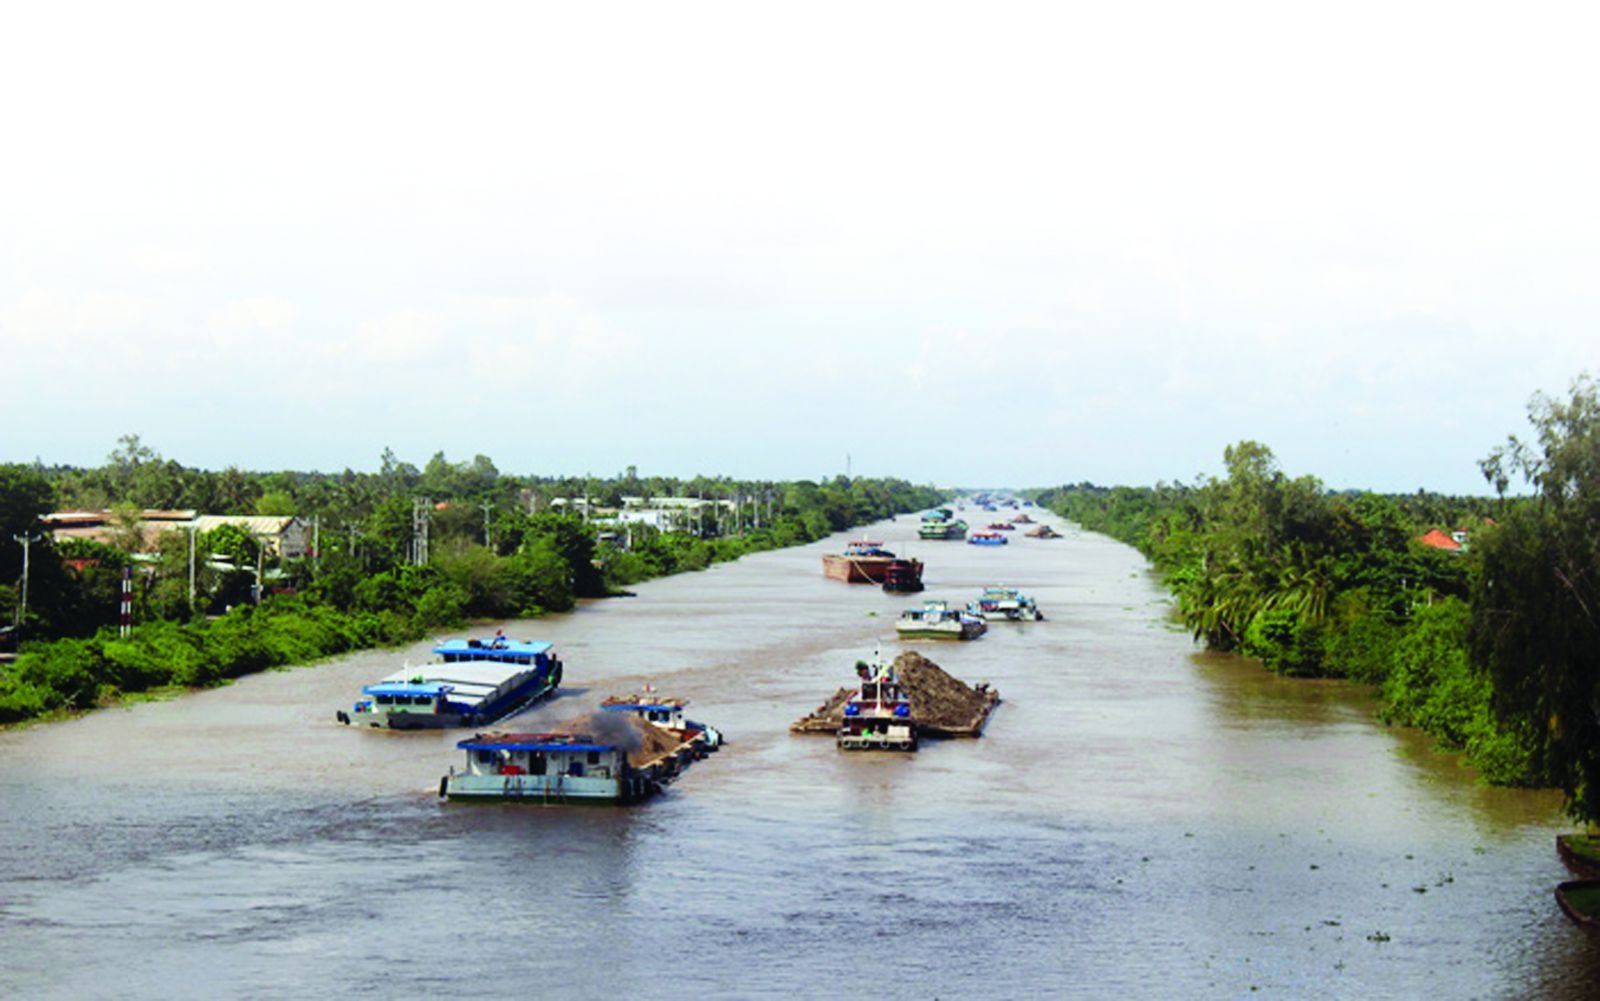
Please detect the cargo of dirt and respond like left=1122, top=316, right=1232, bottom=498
left=788, top=651, right=998, bottom=737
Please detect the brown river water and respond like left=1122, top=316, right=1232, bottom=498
left=2, top=514, right=1597, bottom=999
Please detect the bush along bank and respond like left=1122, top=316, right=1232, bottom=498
left=1, top=468, right=944, bottom=727
left=1036, top=442, right=1542, bottom=789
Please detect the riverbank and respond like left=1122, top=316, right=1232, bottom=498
left=0, top=497, right=942, bottom=727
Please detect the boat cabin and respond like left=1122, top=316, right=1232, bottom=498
left=842, top=540, right=895, bottom=558
left=838, top=663, right=916, bottom=751
left=601, top=696, right=690, bottom=730
left=436, top=637, right=553, bottom=666
left=360, top=680, right=455, bottom=716
left=457, top=733, right=629, bottom=781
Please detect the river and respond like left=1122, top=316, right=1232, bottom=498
left=1, top=514, right=1595, bottom=999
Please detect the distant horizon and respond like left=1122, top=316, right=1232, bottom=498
left=5, top=438, right=1519, bottom=500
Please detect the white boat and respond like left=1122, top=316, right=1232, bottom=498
left=837, top=660, right=917, bottom=751
left=600, top=693, right=725, bottom=751
left=338, top=636, right=562, bottom=730
left=895, top=599, right=987, bottom=640
left=967, top=586, right=1044, bottom=622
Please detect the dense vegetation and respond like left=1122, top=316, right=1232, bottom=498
left=0, top=442, right=942, bottom=725
left=1037, top=376, right=1600, bottom=823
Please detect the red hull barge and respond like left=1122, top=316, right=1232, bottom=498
left=822, top=540, right=923, bottom=585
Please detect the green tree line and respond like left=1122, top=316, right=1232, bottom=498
left=1, top=444, right=942, bottom=725
left=1039, top=375, right=1600, bottom=823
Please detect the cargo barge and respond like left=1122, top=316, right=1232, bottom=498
left=338, top=635, right=562, bottom=730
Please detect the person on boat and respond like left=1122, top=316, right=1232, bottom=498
left=492, top=628, right=507, bottom=649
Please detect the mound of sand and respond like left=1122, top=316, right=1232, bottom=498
left=567, top=712, right=688, bottom=768
left=789, top=651, right=996, bottom=735
left=894, top=650, right=992, bottom=731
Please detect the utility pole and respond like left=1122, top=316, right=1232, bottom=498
left=186, top=522, right=197, bottom=611
left=12, top=532, right=42, bottom=627
left=312, top=515, right=320, bottom=572
left=481, top=501, right=493, bottom=549
left=411, top=498, right=431, bottom=566
left=119, top=565, right=132, bottom=638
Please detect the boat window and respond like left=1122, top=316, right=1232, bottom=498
left=569, top=761, right=585, bottom=777
left=530, top=752, right=547, bottom=775
left=518, top=656, right=531, bottom=665
left=477, top=750, right=495, bottom=765
left=376, top=695, right=392, bottom=705
left=587, top=751, right=601, bottom=765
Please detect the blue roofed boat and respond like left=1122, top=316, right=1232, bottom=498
left=338, top=634, right=563, bottom=730
left=600, top=693, right=724, bottom=751
left=440, top=730, right=658, bottom=803
left=439, top=709, right=710, bottom=803
left=967, top=585, right=1045, bottom=621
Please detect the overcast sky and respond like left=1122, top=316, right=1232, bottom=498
left=2, top=2, right=1596, bottom=494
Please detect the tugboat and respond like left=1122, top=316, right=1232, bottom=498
left=882, top=559, right=926, bottom=593
left=895, top=599, right=987, bottom=640
left=339, top=634, right=562, bottom=730
left=600, top=693, right=724, bottom=752
left=822, top=540, right=922, bottom=585
left=967, top=586, right=1044, bottom=621
left=837, top=660, right=917, bottom=751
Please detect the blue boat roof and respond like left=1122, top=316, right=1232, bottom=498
left=601, top=702, right=680, bottom=713
left=433, top=637, right=553, bottom=658
left=364, top=681, right=452, bottom=696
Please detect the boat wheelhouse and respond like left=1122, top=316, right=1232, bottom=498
left=340, top=636, right=562, bottom=730
left=968, top=530, right=1007, bottom=546
left=822, top=540, right=922, bottom=585
left=837, top=660, right=916, bottom=751
left=967, top=586, right=1044, bottom=622
left=440, top=731, right=656, bottom=803
left=895, top=599, right=987, bottom=640
left=600, top=694, right=724, bottom=751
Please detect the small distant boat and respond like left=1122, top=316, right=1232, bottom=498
left=836, top=659, right=916, bottom=751
left=968, top=530, right=1007, bottom=546
left=1010, top=513, right=1035, bottom=524
left=896, top=599, right=987, bottom=640
left=1025, top=524, right=1062, bottom=539
left=882, top=559, right=926, bottom=593
left=918, top=508, right=968, bottom=540
left=968, top=586, right=1044, bottom=622
left=823, top=540, right=922, bottom=585
left=986, top=522, right=1015, bottom=531
left=339, top=636, right=562, bottom=730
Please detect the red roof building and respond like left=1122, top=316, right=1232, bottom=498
left=1418, top=528, right=1463, bottom=552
